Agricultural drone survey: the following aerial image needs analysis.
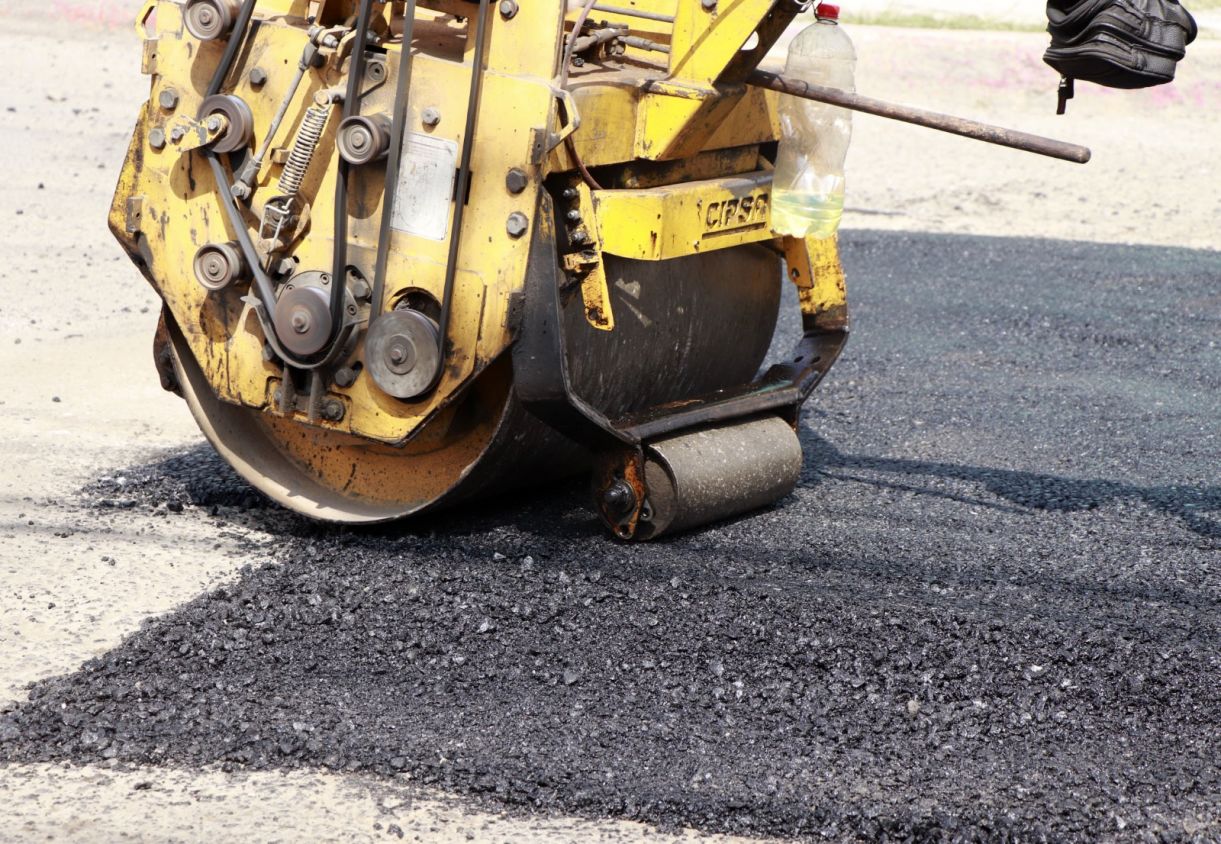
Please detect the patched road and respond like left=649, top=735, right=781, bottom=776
left=3, top=231, right=1218, bottom=841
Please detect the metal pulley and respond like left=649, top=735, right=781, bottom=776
left=365, top=309, right=442, bottom=400
left=192, top=241, right=246, bottom=291
left=184, top=0, right=241, bottom=41
left=197, top=94, right=253, bottom=154
left=271, top=272, right=354, bottom=360
left=337, top=114, right=393, bottom=166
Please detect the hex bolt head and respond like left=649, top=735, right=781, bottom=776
left=333, top=367, right=358, bottom=388
left=170, top=126, right=186, bottom=143
left=322, top=399, right=346, bottom=422
left=421, top=107, right=441, bottom=127
left=158, top=89, right=179, bottom=111
left=148, top=128, right=167, bottom=151
left=566, top=209, right=582, bottom=223
left=506, top=212, right=529, bottom=239
left=561, top=187, right=579, bottom=200
left=249, top=67, right=268, bottom=87
left=701, top=0, right=717, bottom=8
left=505, top=168, right=529, bottom=195
left=498, top=0, right=518, bottom=18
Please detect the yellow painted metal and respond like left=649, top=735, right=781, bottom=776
left=113, top=0, right=563, bottom=449
left=565, top=181, right=615, bottom=331
left=782, top=234, right=849, bottom=327
left=111, top=0, right=850, bottom=519
left=593, top=170, right=773, bottom=260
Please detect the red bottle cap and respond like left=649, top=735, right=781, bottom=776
left=815, top=3, right=840, bottom=19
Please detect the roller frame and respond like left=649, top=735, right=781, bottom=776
left=512, top=191, right=849, bottom=539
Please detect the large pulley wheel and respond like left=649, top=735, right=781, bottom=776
left=198, top=94, right=254, bottom=154
left=366, top=309, right=442, bottom=400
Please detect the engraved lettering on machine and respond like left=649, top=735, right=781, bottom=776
left=704, top=190, right=771, bottom=234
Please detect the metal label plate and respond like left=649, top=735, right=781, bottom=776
left=391, top=133, right=458, bottom=241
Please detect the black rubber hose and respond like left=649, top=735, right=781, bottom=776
left=430, top=0, right=491, bottom=392
left=206, top=0, right=257, bottom=97
left=201, top=0, right=278, bottom=313
left=370, top=0, right=419, bottom=320
left=328, top=0, right=377, bottom=348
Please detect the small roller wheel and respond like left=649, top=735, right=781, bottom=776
left=184, top=0, right=240, bottom=41
left=198, top=94, right=254, bottom=155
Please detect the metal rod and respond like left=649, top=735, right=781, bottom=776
left=370, top=0, right=419, bottom=320
left=591, top=4, right=674, bottom=23
left=622, top=35, right=669, bottom=53
left=233, top=57, right=309, bottom=198
left=746, top=69, right=1092, bottom=164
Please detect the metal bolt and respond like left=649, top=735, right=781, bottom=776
left=158, top=89, right=179, bottom=111
left=322, top=399, right=346, bottom=422
left=170, top=127, right=186, bottom=143
left=506, top=212, right=529, bottom=238
left=366, top=60, right=387, bottom=82
left=148, top=128, right=167, bottom=151
left=561, top=187, right=579, bottom=200
left=602, top=480, right=637, bottom=519
left=333, top=367, right=357, bottom=388
left=206, top=116, right=223, bottom=132
left=571, top=56, right=585, bottom=67
left=566, top=209, right=582, bottom=223
left=505, top=168, right=528, bottom=194
left=701, top=0, right=717, bottom=9
left=291, top=312, right=310, bottom=334
left=421, top=107, right=441, bottom=127
left=498, top=0, right=518, bottom=18
left=249, top=67, right=268, bottom=87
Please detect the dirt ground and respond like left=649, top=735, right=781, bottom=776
left=0, top=6, right=1216, bottom=842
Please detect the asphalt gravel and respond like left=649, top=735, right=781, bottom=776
left=2, top=231, right=1219, bottom=842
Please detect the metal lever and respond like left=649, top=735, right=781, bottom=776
left=747, top=69, right=1092, bottom=164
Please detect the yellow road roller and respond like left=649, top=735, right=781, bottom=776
left=111, top=0, right=1088, bottom=538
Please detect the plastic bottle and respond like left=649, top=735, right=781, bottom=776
left=771, top=3, right=856, bottom=239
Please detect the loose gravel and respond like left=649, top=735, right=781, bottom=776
left=2, top=232, right=1219, bottom=842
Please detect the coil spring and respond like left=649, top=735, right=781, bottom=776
left=277, top=104, right=330, bottom=197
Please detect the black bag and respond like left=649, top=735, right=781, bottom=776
left=1045, top=0, right=1197, bottom=113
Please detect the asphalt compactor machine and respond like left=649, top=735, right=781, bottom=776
left=112, top=0, right=1089, bottom=539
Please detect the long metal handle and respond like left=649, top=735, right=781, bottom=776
left=747, top=69, right=1091, bottom=164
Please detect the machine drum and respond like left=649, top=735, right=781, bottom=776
left=637, top=415, right=803, bottom=540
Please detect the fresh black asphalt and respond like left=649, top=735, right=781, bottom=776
left=3, top=231, right=1219, bottom=841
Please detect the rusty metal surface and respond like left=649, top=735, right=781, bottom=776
left=747, top=69, right=1092, bottom=164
